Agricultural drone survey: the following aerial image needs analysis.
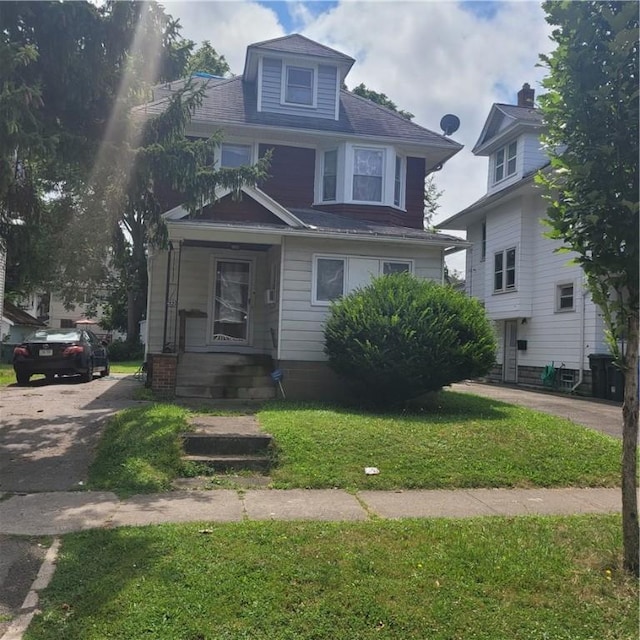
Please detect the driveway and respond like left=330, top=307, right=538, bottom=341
left=0, top=374, right=144, bottom=493
left=451, top=381, right=623, bottom=439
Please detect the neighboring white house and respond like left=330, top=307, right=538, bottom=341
left=438, top=84, right=617, bottom=398
left=139, top=34, right=468, bottom=400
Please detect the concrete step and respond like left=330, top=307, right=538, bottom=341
left=183, top=454, right=271, bottom=473
left=183, top=433, right=272, bottom=456
left=176, top=385, right=276, bottom=400
left=177, top=374, right=272, bottom=387
left=178, top=353, right=273, bottom=368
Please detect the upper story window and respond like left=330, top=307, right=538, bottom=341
left=481, top=221, right=487, bottom=261
left=556, top=283, right=575, bottom=311
left=494, top=247, right=516, bottom=292
left=494, top=140, right=517, bottom=183
left=221, top=143, right=252, bottom=167
left=353, top=147, right=384, bottom=202
left=284, top=66, right=314, bottom=106
left=322, top=150, right=337, bottom=201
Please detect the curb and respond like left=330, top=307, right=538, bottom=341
left=1, top=538, right=61, bottom=640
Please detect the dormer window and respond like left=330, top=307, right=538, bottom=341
left=494, top=140, right=517, bottom=183
left=284, top=65, right=314, bottom=106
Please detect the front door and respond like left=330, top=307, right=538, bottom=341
left=212, top=259, right=251, bottom=344
left=503, top=319, right=518, bottom=382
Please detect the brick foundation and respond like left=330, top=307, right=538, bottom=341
left=477, top=364, right=592, bottom=396
left=149, top=353, right=178, bottom=397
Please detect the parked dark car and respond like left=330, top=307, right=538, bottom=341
left=13, top=328, right=110, bottom=385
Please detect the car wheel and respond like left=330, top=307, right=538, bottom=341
left=100, top=361, right=110, bottom=377
left=16, top=371, right=30, bottom=386
left=81, top=360, right=94, bottom=383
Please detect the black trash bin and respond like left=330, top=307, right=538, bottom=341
left=588, top=353, right=612, bottom=399
left=606, top=363, right=625, bottom=402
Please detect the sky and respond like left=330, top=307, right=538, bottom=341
left=162, top=0, right=554, bottom=273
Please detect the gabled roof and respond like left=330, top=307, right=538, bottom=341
left=137, top=76, right=461, bottom=157
left=473, top=103, right=543, bottom=155
left=243, top=34, right=355, bottom=83
left=2, top=301, right=45, bottom=327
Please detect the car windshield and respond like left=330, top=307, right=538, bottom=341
left=26, top=330, right=81, bottom=343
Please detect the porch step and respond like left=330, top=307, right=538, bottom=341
left=183, top=454, right=271, bottom=473
left=181, top=425, right=273, bottom=473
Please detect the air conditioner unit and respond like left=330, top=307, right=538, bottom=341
left=264, top=289, right=276, bottom=305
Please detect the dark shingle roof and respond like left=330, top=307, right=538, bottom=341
left=290, top=208, right=465, bottom=243
left=3, top=301, right=45, bottom=327
left=248, top=34, right=355, bottom=64
left=495, top=103, right=543, bottom=125
left=139, top=77, right=460, bottom=150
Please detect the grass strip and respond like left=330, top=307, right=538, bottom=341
left=258, top=393, right=623, bottom=490
left=26, top=515, right=637, bottom=640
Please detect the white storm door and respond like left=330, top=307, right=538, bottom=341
left=503, top=320, right=518, bottom=383
left=212, top=260, right=251, bottom=344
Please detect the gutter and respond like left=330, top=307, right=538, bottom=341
left=167, top=220, right=471, bottom=252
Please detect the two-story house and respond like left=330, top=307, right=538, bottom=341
left=439, top=84, right=615, bottom=397
left=141, top=34, right=467, bottom=401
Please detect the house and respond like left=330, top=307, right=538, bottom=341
left=140, top=34, right=467, bottom=401
left=438, top=84, right=616, bottom=398
left=1, top=300, right=46, bottom=362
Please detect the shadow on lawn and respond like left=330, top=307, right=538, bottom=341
left=262, top=389, right=510, bottom=421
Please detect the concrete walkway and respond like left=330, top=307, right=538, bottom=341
left=0, top=486, right=625, bottom=536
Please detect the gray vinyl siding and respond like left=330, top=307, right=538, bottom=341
left=279, top=236, right=443, bottom=361
left=521, top=132, right=548, bottom=175
left=260, top=57, right=338, bottom=120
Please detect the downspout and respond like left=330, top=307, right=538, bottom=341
left=571, top=284, right=588, bottom=393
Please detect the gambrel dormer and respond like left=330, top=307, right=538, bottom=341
left=472, top=84, right=545, bottom=195
left=243, top=34, right=355, bottom=121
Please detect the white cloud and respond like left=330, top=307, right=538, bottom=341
left=162, top=0, right=554, bottom=273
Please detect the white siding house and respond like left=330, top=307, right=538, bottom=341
left=439, top=84, right=616, bottom=398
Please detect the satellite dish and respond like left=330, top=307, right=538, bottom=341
left=440, top=114, right=460, bottom=136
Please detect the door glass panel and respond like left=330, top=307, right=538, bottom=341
left=213, top=261, right=250, bottom=342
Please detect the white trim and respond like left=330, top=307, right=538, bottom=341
left=492, top=139, right=518, bottom=185
left=276, top=237, right=285, bottom=361
left=162, top=185, right=306, bottom=228
left=168, top=219, right=471, bottom=250
left=493, top=246, right=517, bottom=293
left=555, top=281, right=576, bottom=313
left=280, top=62, right=318, bottom=109
left=350, top=145, right=386, bottom=204
left=257, top=56, right=263, bottom=112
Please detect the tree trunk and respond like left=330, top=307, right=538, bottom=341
left=622, top=311, right=639, bottom=576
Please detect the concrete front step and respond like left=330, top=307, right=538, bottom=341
left=183, top=454, right=271, bottom=473
left=177, top=374, right=272, bottom=387
left=183, top=433, right=273, bottom=456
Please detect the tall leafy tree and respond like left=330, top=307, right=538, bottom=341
left=184, top=40, right=231, bottom=77
left=538, top=0, right=639, bottom=574
left=350, top=83, right=414, bottom=120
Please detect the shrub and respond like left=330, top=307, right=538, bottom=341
left=107, top=338, right=145, bottom=362
left=324, top=274, right=496, bottom=407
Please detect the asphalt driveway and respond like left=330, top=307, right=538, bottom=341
left=451, top=381, right=624, bottom=439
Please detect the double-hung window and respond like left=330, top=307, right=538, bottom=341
left=322, top=150, right=337, bottom=201
left=393, top=156, right=403, bottom=207
left=285, top=66, right=314, bottom=105
left=494, top=140, right=517, bottom=183
left=221, top=143, right=252, bottom=168
left=494, top=247, right=516, bottom=292
left=353, top=148, right=383, bottom=202
left=556, top=283, right=575, bottom=311
left=314, top=257, right=346, bottom=303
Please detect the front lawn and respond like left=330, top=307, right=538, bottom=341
left=0, top=362, right=15, bottom=386
left=259, top=394, right=623, bottom=490
left=86, top=393, right=624, bottom=496
left=26, top=516, right=637, bottom=640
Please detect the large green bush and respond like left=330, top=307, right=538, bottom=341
left=324, top=274, right=496, bottom=407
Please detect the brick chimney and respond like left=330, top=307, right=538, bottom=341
left=517, top=83, right=535, bottom=108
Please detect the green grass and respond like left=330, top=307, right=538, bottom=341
left=258, top=394, right=623, bottom=490
left=109, top=360, right=143, bottom=374
left=87, top=393, right=624, bottom=496
left=87, top=404, right=196, bottom=497
left=0, top=362, right=14, bottom=386
left=26, top=515, right=637, bottom=640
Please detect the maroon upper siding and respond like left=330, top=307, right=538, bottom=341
left=259, top=144, right=316, bottom=209
left=196, top=194, right=287, bottom=225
